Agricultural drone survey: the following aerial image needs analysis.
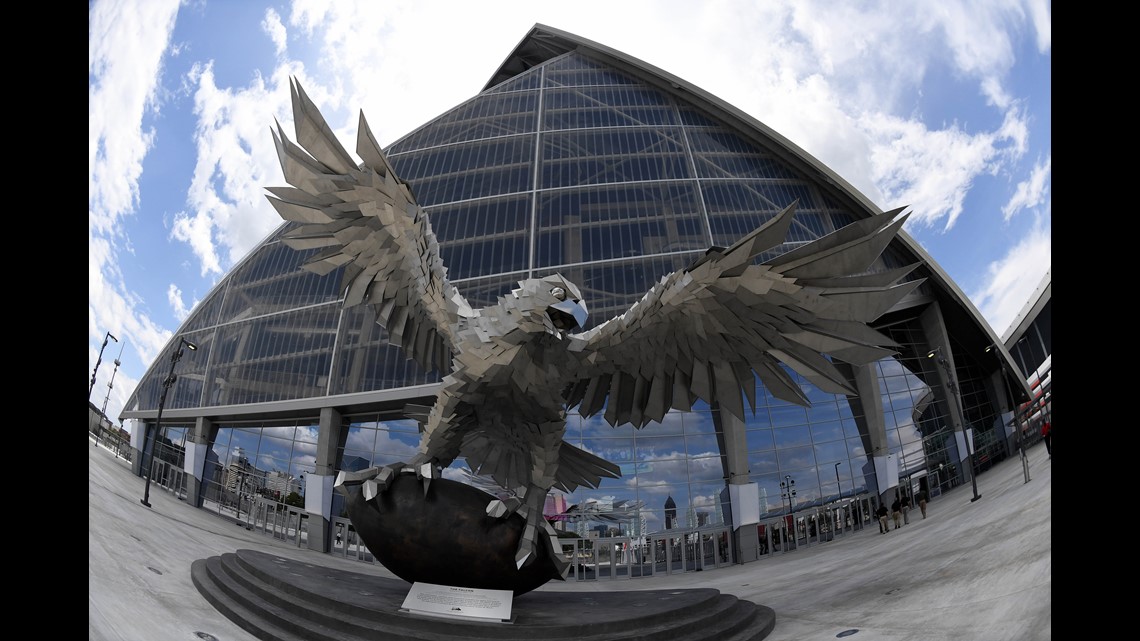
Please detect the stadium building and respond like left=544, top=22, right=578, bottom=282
left=120, top=24, right=1031, bottom=573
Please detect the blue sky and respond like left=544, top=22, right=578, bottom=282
left=89, top=0, right=1051, bottom=430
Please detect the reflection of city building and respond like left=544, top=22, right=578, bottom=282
left=122, top=24, right=1036, bottom=567
left=665, top=496, right=677, bottom=530
left=340, top=455, right=372, bottom=473
left=264, top=470, right=298, bottom=497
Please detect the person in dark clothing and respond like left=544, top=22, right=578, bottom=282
left=876, top=503, right=889, bottom=533
left=891, top=496, right=902, bottom=529
left=1041, top=420, right=1051, bottom=457
left=916, top=489, right=928, bottom=519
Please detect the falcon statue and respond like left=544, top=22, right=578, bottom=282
left=266, top=78, right=922, bottom=577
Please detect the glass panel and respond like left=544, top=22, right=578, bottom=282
left=389, top=136, right=535, bottom=206
left=773, top=425, right=812, bottom=449
left=543, top=86, right=676, bottom=130
left=747, top=451, right=780, bottom=476
left=689, top=481, right=728, bottom=526
left=209, top=306, right=338, bottom=405
left=330, top=305, right=439, bottom=394
left=431, top=195, right=531, bottom=279
left=769, top=405, right=809, bottom=428
left=581, top=437, right=635, bottom=464
left=687, top=455, right=725, bottom=482
left=777, top=446, right=817, bottom=470
left=684, top=432, right=720, bottom=458
left=541, top=128, right=691, bottom=189
left=634, top=458, right=689, bottom=487
left=393, top=91, right=539, bottom=149
left=745, top=429, right=775, bottom=452
left=536, top=183, right=706, bottom=267
left=809, top=420, right=844, bottom=443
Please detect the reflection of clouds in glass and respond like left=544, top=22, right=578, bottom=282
left=345, top=428, right=376, bottom=452
left=689, top=457, right=722, bottom=479
left=640, top=457, right=687, bottom=481
left=578, top=411, right=635, bottom=437
left=691, top=493, right=718, bottom=508
left=635, top=484, right=680, bottom=497
left=290, top=455, right=317, bottom=476
left=878, top=358, right=911, bottom=377
left=262, top=425, right=295, bottom=440
left=296, top=424, right=320, bottom=443
left=376, top=430, right=420, bottom=459
left=640, top=445, right=685, bottom=461
left=254, top=455, right=282, bottom=473
left=442, top=465, right=472, bottom=483
left=291, top=440, right=318, bottom=457
left=779, top=449, right=814, bottom=468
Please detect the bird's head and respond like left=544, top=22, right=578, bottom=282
left=510, top=274, right=588, bottom=334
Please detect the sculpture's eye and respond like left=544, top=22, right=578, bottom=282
left=550, top=287, right=566, bottom=301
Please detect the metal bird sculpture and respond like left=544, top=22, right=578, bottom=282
left=266, top=78, right=922, bottom=579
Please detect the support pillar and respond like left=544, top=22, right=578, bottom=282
left=183, top=417, right=217, bottom=508
left=305, top=407, right=346, bottom=553
left=715, top=409, right=759, bottom=563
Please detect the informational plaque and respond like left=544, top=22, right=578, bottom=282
left=400, top=582, right=514, bottom=623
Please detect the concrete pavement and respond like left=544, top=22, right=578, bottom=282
left=90, top=439, right=1050, bottom=640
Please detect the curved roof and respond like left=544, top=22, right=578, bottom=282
left=487, top=24, right=1025, bottom=395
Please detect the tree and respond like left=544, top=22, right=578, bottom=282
left=283, top=491, right=304, bottom=508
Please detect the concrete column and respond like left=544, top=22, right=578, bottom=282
left=127, top=418, right=146, bottom=476
left=183, top=417, right=218, bottom=508
left=305, top=407, right=347, bottom=553
left=715, top=409, right=759, bottom=563
left=920, top=302, right=972, bottom=487
left=836, top=361, right=892, bottom=504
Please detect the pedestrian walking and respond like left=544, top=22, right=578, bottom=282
left=900, top=490, right=911, bottom=524
left=1041, top=419, right=1051, bottom=457
left=876, top=502, right=889, bottom=533
left=891, top=495, right=902, bottom=529
left=917, top=489, right=928, bottom=519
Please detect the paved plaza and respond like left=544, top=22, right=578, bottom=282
left=90, top=439, right=1050, bottom=640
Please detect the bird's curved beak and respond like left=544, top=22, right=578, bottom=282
left=549, top=299, right=589, bottom=331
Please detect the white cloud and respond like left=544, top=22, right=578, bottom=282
left=89, top=0, right=181, bottom=231
left=969, top=209, right=1051, bottom=336
left=863, top=113, right=1000, bottom=231
left=1002, top=154, right=1050, bottom=222
left=89, top=0, right=182, bottom=424
left=167, top=283, right=194, bottom=322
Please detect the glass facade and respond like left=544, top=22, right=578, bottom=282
left=125, top=32, right=1013, bottom=546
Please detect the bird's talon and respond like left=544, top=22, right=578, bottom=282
left=363, top=479, right=379, bottom=501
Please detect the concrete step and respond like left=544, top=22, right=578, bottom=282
left=191, top=548, right=776, bottom=641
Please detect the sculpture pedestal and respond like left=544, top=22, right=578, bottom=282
left=400, top=581, right=514, bottom=623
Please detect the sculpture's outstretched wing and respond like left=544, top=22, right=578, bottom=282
left=266, top=78, right=472, bottom=374
left=564, top=201, right=923, bottom=427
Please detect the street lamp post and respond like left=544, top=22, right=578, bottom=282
left=986, top=344, right=1030, bottom=484
left=141, top=337, right=197, bottom=508
left=834, top=462, right=843, bottom=500
left=780, top=475, right=796, bottom=547
left=927, top=347, right=981, bottom=502
left=89, top=331, right=118, bottom=402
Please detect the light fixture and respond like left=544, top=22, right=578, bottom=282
left=141, top=337, right=198, bottom=508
